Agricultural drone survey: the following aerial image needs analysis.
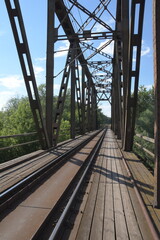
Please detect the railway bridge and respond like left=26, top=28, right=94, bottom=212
left=0, top=0, right=160, bottom=239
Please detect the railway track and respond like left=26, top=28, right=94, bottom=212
left=0, top=129, right=106, bottom=240
left=0, top=130, right=100, bottom=195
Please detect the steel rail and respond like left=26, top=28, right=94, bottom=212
left=48, top=129, right=106, bottom=240
left=0, top=134, right=84, bottom=174
left=0, top=129, right=102, bottom=208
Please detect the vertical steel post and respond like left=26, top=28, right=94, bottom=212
left=71, top=43, right=76, bottom=139
left=92, top=87, right=97, bottom=130
left=123, top=0, right=145, bottom=151
left=112, top=0, right=122, bottom=139
left=121, top=0, right=129, bottom=142
left=46, top=0, right=55, bottom=147
left=82, top=66, right=86, bottom=134
left=153, top=0, right=160, bottom=208
left=111, top=64, right=115, bottom=132
left=87, top=76, right=91, bottom=132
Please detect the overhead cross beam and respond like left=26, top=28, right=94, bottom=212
left=80, top=41, right=112, bottom=60
left=77, top=0, right=109, bottom=32
left=68, top=0, right=114, bottom=32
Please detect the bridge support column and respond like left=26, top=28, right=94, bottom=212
left=121, top=0, right=129, bottom=143
left=81, top=67, right=86, bottom=134
left=123, top=0, right=145, bottom=151
left=153, top=0, right=160, bottom=208
left=71, top=43, right=76, bottom=139
left=46, top=0, right=56, bottom=147
left=87, top=76, right=91, bottom=132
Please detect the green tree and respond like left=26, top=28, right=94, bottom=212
left=135, top=86, right=154, bottom=137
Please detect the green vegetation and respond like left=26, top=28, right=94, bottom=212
left=135, top=85, right=154, bottom=138
left=0, top=84, right=110, bottom=163
left=133, top=85, right=155, bottom=170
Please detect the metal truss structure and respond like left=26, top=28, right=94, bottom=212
left=5, top=0, right=160, bottom=206
left=4, top=0, right=146, bottom=149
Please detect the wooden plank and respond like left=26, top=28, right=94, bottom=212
left=115, top=146, right=142, bottom=240
left=112, top=142, right=129, bottom=240
left=119, top=158, right=154, bottom=240
left=135, top=142, right=154, bottom=158
left=123, top=151, right=160, bottom=232
left=89, top=140, right=107, bottom=240
left=103, top=140, right=115, bottom=240
left=62, top=169, right=95, bottom=240
left=136, top=134, right=154, bottom=143
left=76, top=143, right=104, bottom=240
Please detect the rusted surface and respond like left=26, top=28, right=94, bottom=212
left=0, top=131, right=103, bottom=240
left=0, top=131, right=99, bottom=193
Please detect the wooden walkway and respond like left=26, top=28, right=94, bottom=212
left=64, top=129, right=158, bottom=240
left=122, top=147, right=160, bottom=235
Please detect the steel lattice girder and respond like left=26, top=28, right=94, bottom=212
left=123, top=0, right=145, bottom=151
left=4, top=0, right=50, bottom=149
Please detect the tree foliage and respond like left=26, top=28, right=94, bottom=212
left=0, top=84, right=110, bottom=163
left=133, top=86, right=155, bottom=169
left=135, top=86, right=154, bottom=137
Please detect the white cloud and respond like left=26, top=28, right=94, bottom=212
left=99, top=102, right=111, bottom=117
left=35, top=57, right=46, bottom=62
left=33, top=65, right=44, bottom=76
left=97, top=40, right=114, bottom=56
left=145, top=84, right=153, bottom=90
left=0, top=75, right=23, bottom=89
left=141, top=41, right=150, bottom=56
left=55, top=40, right=69, bottom=58
left=0, top=91, right=16, bottom=110
left=54, top=84, right=60, bottom=90
left=93, top=17, right=115, bottom=32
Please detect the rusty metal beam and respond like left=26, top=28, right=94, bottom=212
left=4, top=0, right=49, bottom=149
left=153, top=0, right=160, bottom=208
left=121, top=0, right=129, bottom=143
left=71, top=43, right=76, bottom=139
left=123, top=0, right=145, bottom=151
left=52, top=45, right=72, bottom=145
left=81, top=66, right=86, bottom=134
left=46, top=0, right=55, bottom=147
left=111, top=0, right=122, bottom=139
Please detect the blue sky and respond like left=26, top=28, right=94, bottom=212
left=0, top=0, right=153, bottom=117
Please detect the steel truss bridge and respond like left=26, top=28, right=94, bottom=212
left=1, top=0, right=160, bottom=239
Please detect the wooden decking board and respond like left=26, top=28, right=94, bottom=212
left=126, top=152, right=154, bottom=188
left=90, top=139, right=108, bottom=240
left=124, top=152, right=154, bottom=202
left=75, top=130, right=158, bottom=239
left=119, top=158, right=154, bottom=240
left=114, top=146, right=143, bottom=240
left=123, top=150, right=154, bottom=185
left=103, top=156, right=115, bottom=239
left=111, top=141, right=129, bottom=240
left=123, top=152, right=160, bottom=222
left=124, top=153, right=160, bottom=228
left=76, top=138, right=105, bottom=240
left=122, top=150, right=160, bottom=232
